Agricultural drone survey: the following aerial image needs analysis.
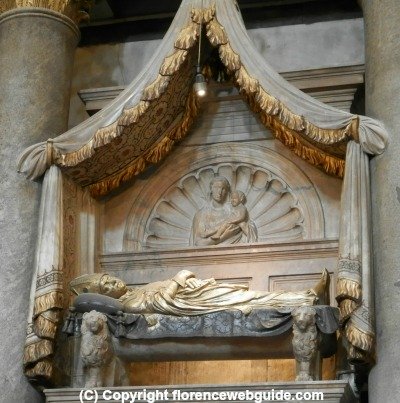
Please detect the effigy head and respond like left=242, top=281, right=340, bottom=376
left=70, top=273, right=127, bottom=298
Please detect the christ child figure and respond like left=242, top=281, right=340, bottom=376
left=211, top=190, right=249, bottom=241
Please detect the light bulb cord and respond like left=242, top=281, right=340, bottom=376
left=197, top=0, right=203, bottom=68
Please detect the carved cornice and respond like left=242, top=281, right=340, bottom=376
left=0, top=0, right=93, bottom=24
left=79, top=65, right=365, bottom=116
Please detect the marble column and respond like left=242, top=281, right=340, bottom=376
left=0, top=4, right=88, bottom=401
left=359, top=1, right=400, bottom=402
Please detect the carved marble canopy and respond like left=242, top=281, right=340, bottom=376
left=18, top=0, right=387, bottom=198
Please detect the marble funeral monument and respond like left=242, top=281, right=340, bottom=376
left=10, top=0, right=390, bottom=402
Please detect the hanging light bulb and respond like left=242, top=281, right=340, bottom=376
left=193, top=4, right=207, bottom=98
left=194, top=65, right=207, bottom=97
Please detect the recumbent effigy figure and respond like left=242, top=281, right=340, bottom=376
left=69, top=269, right=330, bottom=315
left=69, top=270, right=332, bottom=387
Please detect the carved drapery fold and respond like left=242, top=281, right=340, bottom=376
left=0, top=0, right=93, bottom=24
left=336, top=141, right=375, bottom=364
left=18, top=0, right=387, bottom=198
left=24, top=166, right=64, bottom=381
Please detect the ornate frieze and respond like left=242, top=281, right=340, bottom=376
left=0, top=0, right=93, bottom=24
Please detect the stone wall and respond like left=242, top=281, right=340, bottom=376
left=68, top=18, right=364, bottom=128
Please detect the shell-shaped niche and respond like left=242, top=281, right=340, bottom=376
left=144, top=164, right=304, bottom=250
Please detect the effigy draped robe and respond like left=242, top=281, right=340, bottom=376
left=119, top=278, right=317, bottom=316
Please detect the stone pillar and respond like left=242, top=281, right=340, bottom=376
left=0, top=3, right=89, bottom=401
left=359, top=1, right=400, bottom=402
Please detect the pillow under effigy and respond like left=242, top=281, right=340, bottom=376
left=74, top=293, right=124, bottom=315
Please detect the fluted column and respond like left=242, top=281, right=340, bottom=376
left=0, top=2, right=90, bottom=401
left=359, top=1, right=400, bottom=402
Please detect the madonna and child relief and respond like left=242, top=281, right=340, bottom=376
left=135, top=163, right=313, bottom=251
left=191, top=176, right=258, bottom=246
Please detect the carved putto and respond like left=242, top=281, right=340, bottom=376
left=141, top=165, right=305, bottom=250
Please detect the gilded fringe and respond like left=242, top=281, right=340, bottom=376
left=219, top=43, right=241, bottom=71
left=259, top=110, right=345, bottom=177
left=345, top=322, right=374, bottom=353
left=338, top=299, right=358, bottom=322
left=336, top=278, right=362, bottom=302
left=58, top=15, right=199, bottom=169
left=191, top=5, right=215, bottom=24
left=33, top=312, right=61, bottom=339
left=160, top=50, right=188, bottom=76
left=144, top=137, right=175, bottom=164
left=58, top=122, right=119, bottom=167
left=142, top=75, right=171, bottom=101
left=25, top=359, right=53, bottom=380
left=120, top=101, right=150, bottom=126
left=175, top=22, right=200, bottom=49
left=345, top=322, right=375, bottom=363
left=206, top=19, right=228, bottom=46
left=88, top=92, right=200, bottom=198
left=24, top=339, right=53, bottom=366
left=206, top=13, right=357, bottom=172
left=33, top=291, right=64, bottom=317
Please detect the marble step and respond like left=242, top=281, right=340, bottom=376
left=45, top=380, right=356, bottom=402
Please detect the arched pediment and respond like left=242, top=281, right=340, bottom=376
left=123, top=143, right=324, bottom=251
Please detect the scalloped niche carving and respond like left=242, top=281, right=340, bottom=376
left=123, top=145, right=325, bottom=251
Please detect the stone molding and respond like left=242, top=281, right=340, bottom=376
left=78, top=65, right=365, bottom=115
left=100, top=239, right=338, bottom=273
left=0, top=0, right=93, bottom=25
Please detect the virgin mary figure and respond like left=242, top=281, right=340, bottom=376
left=191, top=176, right=257, bottom=246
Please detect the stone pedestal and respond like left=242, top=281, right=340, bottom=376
left=360, top=1, right=400, bottom=402
left=0, top=8, right=80, bottom=402
left=44, top=381, right=357, bottom=403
